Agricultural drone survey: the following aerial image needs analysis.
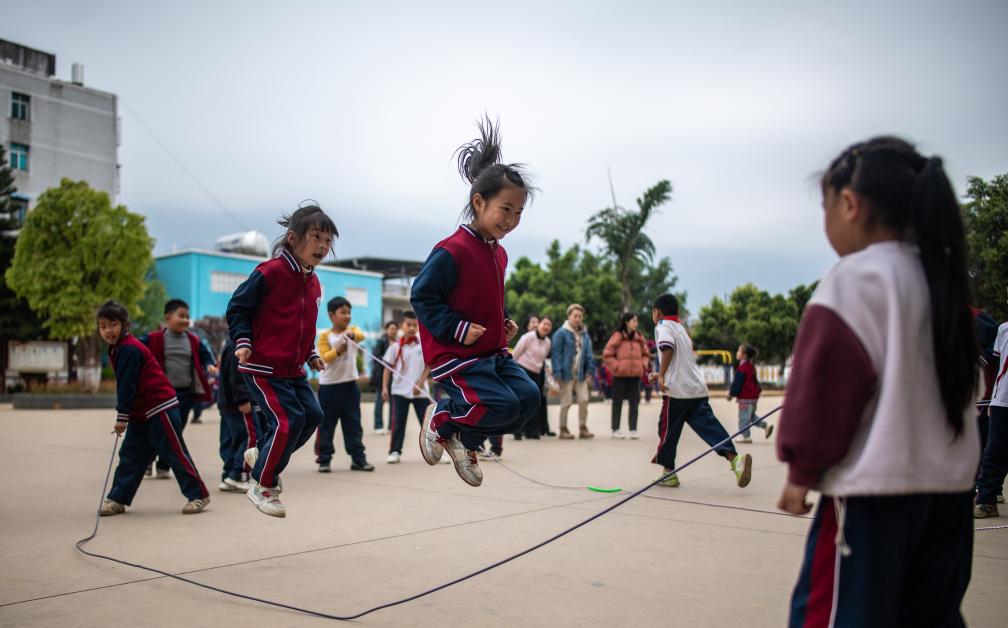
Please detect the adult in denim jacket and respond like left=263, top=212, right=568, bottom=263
left=551, top=303, right=596, bottom=439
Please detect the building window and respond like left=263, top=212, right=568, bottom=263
left=345, top=287, right=368, bottom=307
left=9, top=143, right=28, bottom=171
left=11, top=92, right=30, bottom=121
left=210, top=271, right=246, bottom=294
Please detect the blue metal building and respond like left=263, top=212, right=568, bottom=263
left=154, top=249, right=385, bottom=334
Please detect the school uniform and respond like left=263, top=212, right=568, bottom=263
left=728, top=358, right=766, bottom=437
left=383, top=336, right=431, bottom=454
left=218, top=340, right=257, bottom=482
left=976, top=322, right=1008, bottom=507
left=143, top=328, right=216, bottom=471
left=652, top=316, right=738, bottom=469
left=314, top=326, right=368, bottom=466
left=777, top=242, right=980, bottom=627
left=226, top=247, right=324, bottom=490
left=370, top=335, right=392, bottom=430
left=106, top=334, right=209, bottom=505
left=411, top=225, right=539, bottom=452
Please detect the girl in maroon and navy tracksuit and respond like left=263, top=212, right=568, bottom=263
left=776, top=138, right=980, bottom=626
left=97, top=300, right=209, bottom=516
left=226, top=204, right=337, bottom=518
left=727, top=343, right=771, bottom=442
left=411, top=118, right=540, bottom=487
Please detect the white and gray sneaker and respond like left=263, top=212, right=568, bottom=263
left=247, top=482, right=285, bottom=518
left=418, top=405, right=444, bottom=465
left=219, top=477, right=249, bottom=492
left=442, top=434, right=483, bottom=487
left=243, top=447, right=258, bottom=470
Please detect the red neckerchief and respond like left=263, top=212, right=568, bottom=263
left=660, top=315, right=680, bottom=323
left=393, top=335, right=419, bottom=370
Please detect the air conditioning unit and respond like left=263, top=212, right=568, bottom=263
left=214, top=231, right=269, bottom=257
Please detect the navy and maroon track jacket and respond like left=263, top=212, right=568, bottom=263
left=411, top=225, right=509, bottom=381
left=110, top=333, right=180, bottom=423
left=226, top=248, right=322, bottom=379
left=729, top=359, right=762, bottom=401
left=142, top=328, right=215, bottom=402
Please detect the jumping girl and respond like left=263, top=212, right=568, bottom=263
left=411, top=117, right=540, bottom=487
left=226, top=203, right=337, bottom=517
left=776, top=137, right=980, bottom=626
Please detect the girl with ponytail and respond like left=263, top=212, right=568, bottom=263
left=410, top=116, right=541, bottom=487
left=775, top=137, right=980, bottom=626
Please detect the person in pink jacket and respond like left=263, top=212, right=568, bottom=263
left=603, top=313, right=650, bottom=438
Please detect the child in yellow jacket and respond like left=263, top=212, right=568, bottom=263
left=314, top=296, right=373, bottom=472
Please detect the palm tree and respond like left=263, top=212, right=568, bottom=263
left=586, top=179, right=672, bottom=312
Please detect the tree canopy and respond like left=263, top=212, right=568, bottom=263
left=585, top=179, right=672, bottom=313
left=0, top=145, right=44, bottom=341
left=963, top=173, right=1008, bottom=321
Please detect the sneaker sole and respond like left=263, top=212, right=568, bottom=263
left=736, top=453, right=752, bottom=488
left=418, top=405, right=443, bottom=466
left=246, top=488, right=286, bottom=518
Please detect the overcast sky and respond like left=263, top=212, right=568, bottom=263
left=5, top=0, right=1008, bottom=313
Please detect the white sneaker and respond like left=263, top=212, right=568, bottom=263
left=182, top=497, right=210, bottom=514
left=375, top=428, right=389, bottom=435
left=156, top=468, right=171, bottom=479
left=220, top=477, right=249, bottom=492
left=764, top=424, right=774, bottom=439
left=387, top=451, right=401, bottom=464
left=737, top=436, right=753, bottom=444
left=100, top=498, right=125, bottom=516
left=247, top=482, right=285, bottom=518
left=418, top=404, right=444, bottom=465
left=243, top=447, right=258, bottom=469
left=612, top=430, right=627, bottom=439
left=478, top=448, right=495, bottom=460
left=629, top=430, right=639, bottom=439
left=442, top=434, right=483, bottom=487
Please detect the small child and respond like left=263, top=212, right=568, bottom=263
left=141, top=299, right=216, bottom=477
left=96, top=300, right=210, bottom=516
left=411, top=118, right=540, bottom=486
left=314, top=296, right=374, bottom=473
left=648, top=293, right=752, bottom=488
left=217, top=337, right=254, bottom=492
left=726, top=343, right=772, bottom=443
left=776, top=138, right=980, bottom=624
left=226, top=203, right=336, bottom=518
left=382, top=311, right=431, bottom=463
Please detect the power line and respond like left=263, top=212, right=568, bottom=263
left=120, top=100, right=248, bottom=231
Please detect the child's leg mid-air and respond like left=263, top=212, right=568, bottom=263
left=243, top=375, right=322, bottom=517
left=420, top=355, right=539, bottom=486
left=653, top=398, right=752, bottom=488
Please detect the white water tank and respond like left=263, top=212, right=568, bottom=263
left=214, top=231, right=269, bottom=256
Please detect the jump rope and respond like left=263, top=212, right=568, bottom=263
left=73, top=338, right=1008, bottom=621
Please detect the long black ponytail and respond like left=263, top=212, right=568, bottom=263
left=822, top=137, right=977, bottom=436
left=454, top=115, right=536, bottom=221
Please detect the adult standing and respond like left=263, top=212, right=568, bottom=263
left=512, top=316, right=553, bottom=438
left=603, top=313, right=650, bottom=439
left=370, top=321, right=398, bottom=434
left=551, top=304, right=596, bottom=439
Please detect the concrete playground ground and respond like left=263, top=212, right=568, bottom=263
left=0, top=397, right=1005, bottom=627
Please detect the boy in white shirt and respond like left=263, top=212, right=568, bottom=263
left=648, top=293, right=752, bottom=488
left=976, top=316, right=1008, bottom=518
left=315, top=297, right=374, bottom=473
left=382, top=311, right=432, bottom=463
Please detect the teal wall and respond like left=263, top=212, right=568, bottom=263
left=154, top=250, right=384, bottom=335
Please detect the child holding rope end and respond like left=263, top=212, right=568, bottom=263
left=411, top=116, right=541, bottom=487
left=776, top=137, right=980, bottom=626
left=226, top=203, right=336, bottom=517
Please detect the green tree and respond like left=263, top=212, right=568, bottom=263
left=0, top=145, right=45, bottom=343
left=133, top=263, right=169, bottom=335
left=585, top=180, right=672, bottom=313
left=963, top=174, right=1008, bottom=320
left=5, top=179, right=153, bottom=389
left=693, top=282, right=804, bottom=366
